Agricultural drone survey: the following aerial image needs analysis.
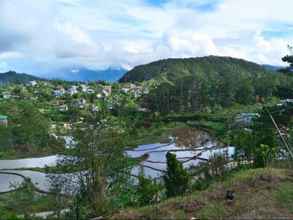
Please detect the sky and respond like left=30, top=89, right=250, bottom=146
left=0, top=0, right=293, bottom=75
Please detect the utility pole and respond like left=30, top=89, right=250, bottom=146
left=263, top=105, right=293, bottom=160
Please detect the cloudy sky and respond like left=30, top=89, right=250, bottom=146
left=0, top=0, right=293, bottom=75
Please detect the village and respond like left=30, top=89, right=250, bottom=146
left=0, top=80, right=152, bottom=152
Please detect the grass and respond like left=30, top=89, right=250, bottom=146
left=0, top=190, right=63, bottom=215
left=111, top=168, right=293, bottom=220
left=0, top=182, right=70, bottom=219
left=275, top=182, right=293, bottom=213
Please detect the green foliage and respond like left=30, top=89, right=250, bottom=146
left=280, top=46, right=293, bottom=74
left=0, top=182, right=60, bottom=219
left=121, top=56, right=283, bottom=114
left=0, top=212, right=21, bottom=220
left=164, top=152, right=190, bottom=198
left=51, top=120, right=131, bottom=218
left=231, top=109, right=278, bottom=168
left=0, top=100, right=52, bottom=154
left=208, top=153, right=229, bottom=178
left=136, top=174, right=161, bottom=206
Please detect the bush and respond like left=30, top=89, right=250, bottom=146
left=137, top=175, right=161, bottom=206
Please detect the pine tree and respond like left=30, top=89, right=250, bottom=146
left=281, top=45, right=293, bottom=74
left=164, top=152, right=190, bottom=198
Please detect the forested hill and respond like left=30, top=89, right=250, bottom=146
left=119, top=56, right=275, bottom=82
left=0, top=71, right=42, bottom=84
left=120, top=56, right=291, bottom=113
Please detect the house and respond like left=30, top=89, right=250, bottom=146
left=0, top=115, right=8, bottom=127
left=121, top=87, right=130, bottom=93
left=138, top=107, right=150, bottom=112
left=63, top=123, right=72, bottom=130
left=96, top=93, right=103, bottom=99
left=121, top=84, right=145, bottom=97
left=59, top=104, right=69, bottom=112
left=2, top=92, right=11, bottom=99
left=121, top=83, right=136, bottom=93
left=91, top=105, right=100, bottom=112
left=235, top=113, right=260, bottom=127
left=53, top=88, right=66, bottom=97
left=133, top=86, right=143, bottom=98
left=102, top=86, right=112, bottom=97
left=143, top=87, right=150, bottom=95
left=68, top=86, right=78, bottom=96
left=87, top=88, right=95, bottom=94
left=74, top=98, right=87, bottom=109
left=80, top=84, right=89, bottom=93
left=28, top=80, right=37, bottom=87
left=62, top=136, right=77, bottom=149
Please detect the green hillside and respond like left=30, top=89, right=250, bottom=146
left=120, top=56, right=275, bottom=83
left=120, top=56, right=290, bottom=113
left=111, top=168, right=293, bottom=220
left=0, top=71, right=42, bottom=85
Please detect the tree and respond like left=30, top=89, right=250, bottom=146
left=0, top=100, right=51, bottom=153
left=163, top=152, right=190, bottom=198
left=281, top=45, right=293, bottom=74
left=136, top=173, right=161, bottom=206
left=235, top=78, right=254, bottom=104
left=50, top=118, right=131, bottom=218
left=231, top=109, right=278, bottom=168
left=12, top=101, right=50, bottom=152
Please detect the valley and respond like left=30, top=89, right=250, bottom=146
left=0, top=56, right=293, bottom=219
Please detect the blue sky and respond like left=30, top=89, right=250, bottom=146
left=0, top=0, right=293, bottom=76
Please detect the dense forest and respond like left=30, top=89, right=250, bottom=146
left=121, top=56, right=293, bottom=113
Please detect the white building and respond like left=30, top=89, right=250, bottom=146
left=59, top=104, right=69, bottom=112
left=81, top=84, right=89, bottom=93
left=102, top=86, right=112, bottom=97
left=28, top=80, right=37, bottom=86
left=68, top=86, right=78, bottom=96
left=53, top=88, right=66, bottom=97
left=2, top=92, right=11, bottom=99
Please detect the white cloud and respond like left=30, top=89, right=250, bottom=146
left=0, top=0, right=292, bottom=74
left=0, top=62, right=9, bottom=72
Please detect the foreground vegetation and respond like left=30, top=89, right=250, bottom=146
left=111, top=168, right=293, bottom=220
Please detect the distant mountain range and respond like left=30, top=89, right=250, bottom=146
left=0, top=71, right=42, bottom=85
left=48, top=67, right=127, bottom=82
left=262, top=64, right=282, bottom=72
left=0, top=67, right=127, bottom=84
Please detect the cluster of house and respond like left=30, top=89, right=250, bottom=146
left=53, top=84, right=112, bottom=98
left=53, top=83, right=148, bottom=99
left=120, top=83, right=149, bottom=98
